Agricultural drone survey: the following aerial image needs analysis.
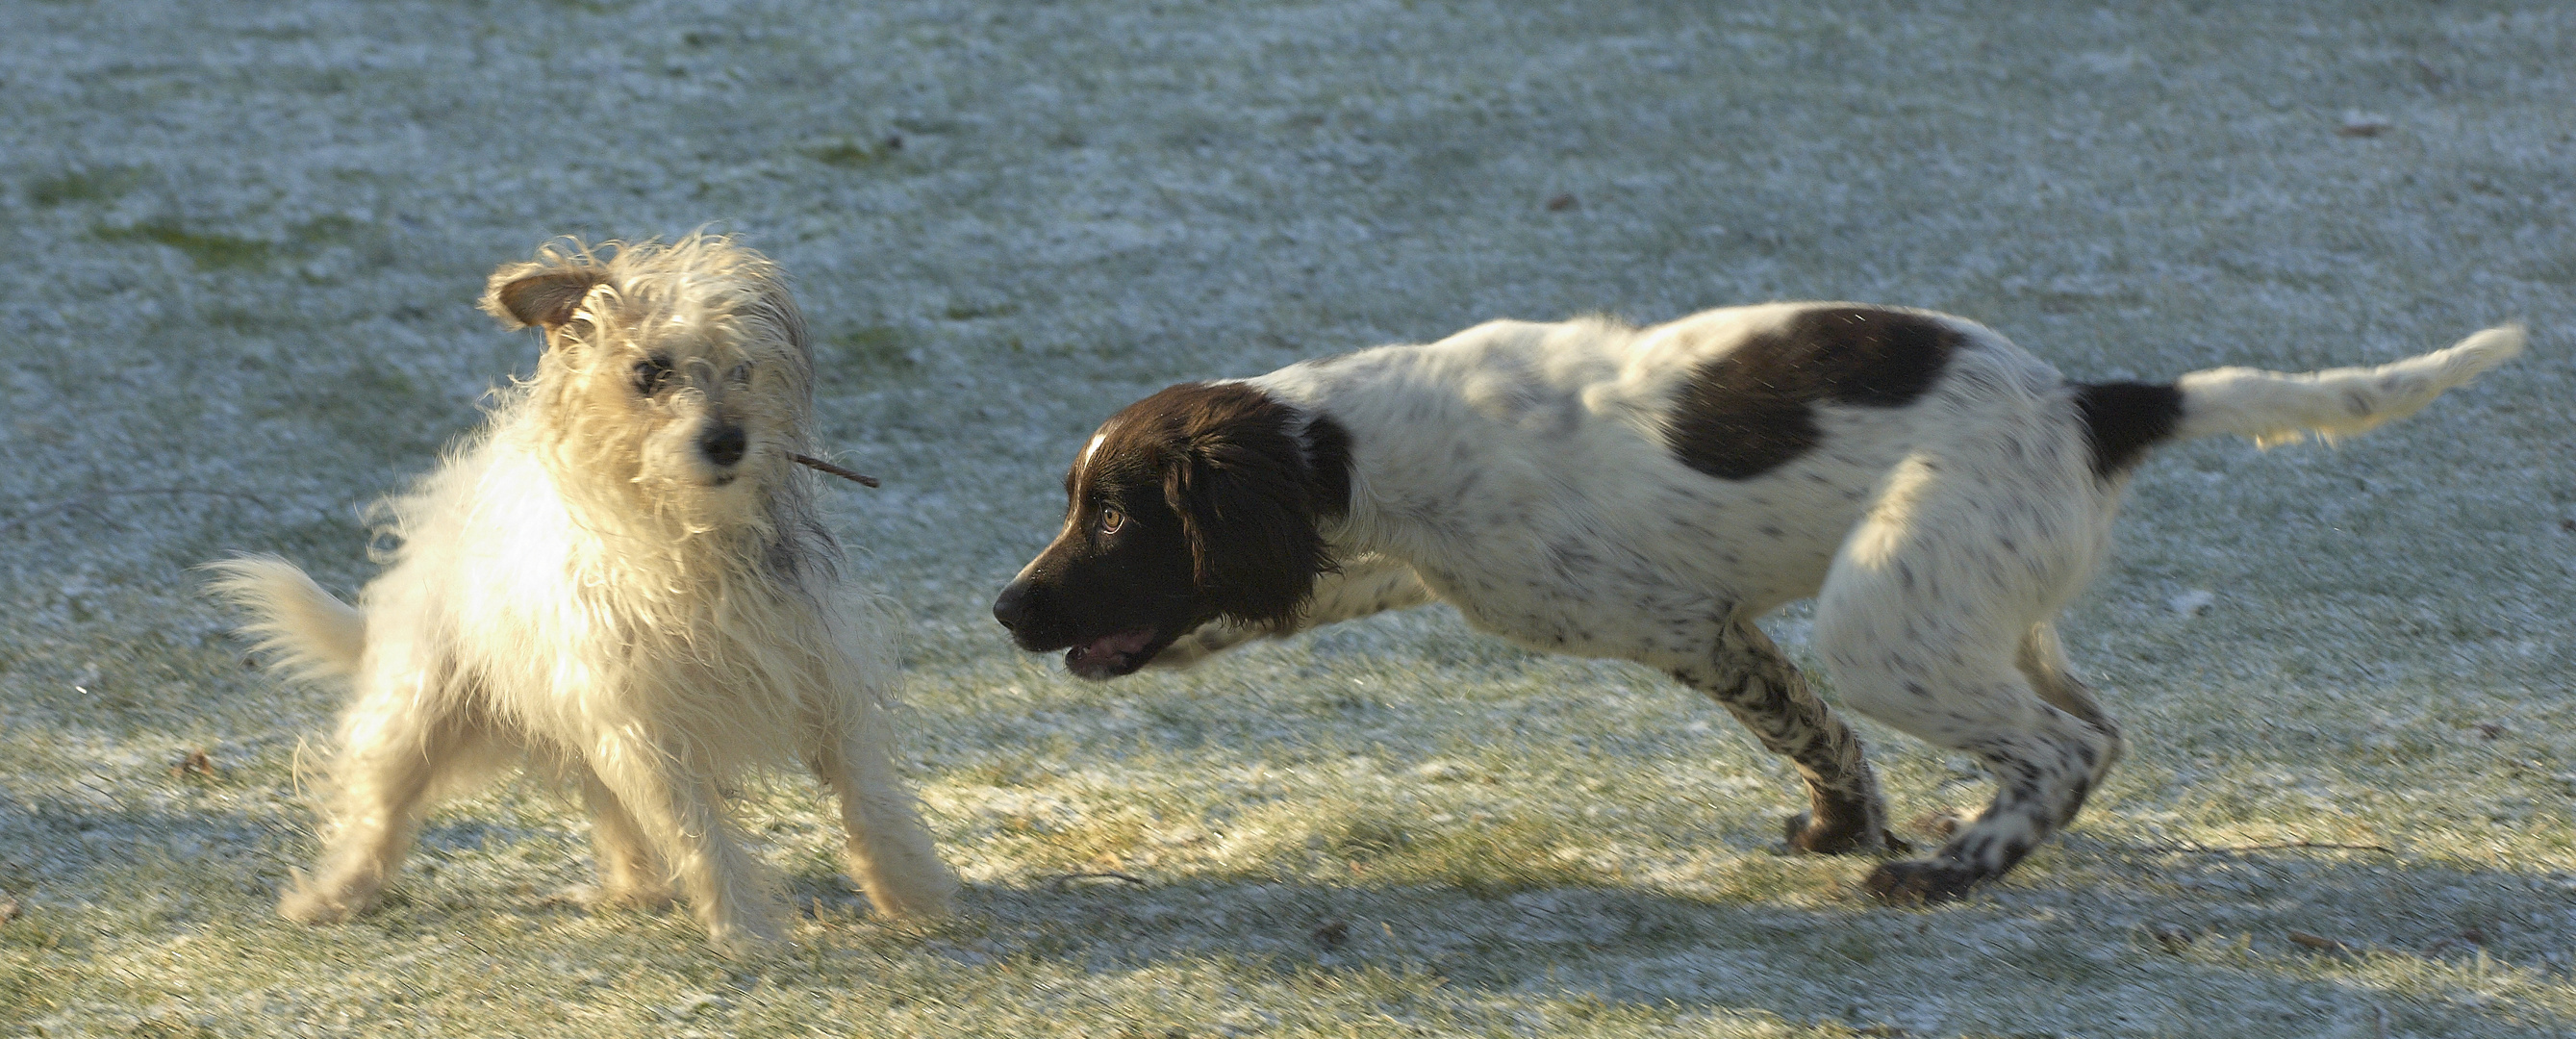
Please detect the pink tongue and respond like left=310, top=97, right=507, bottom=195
left=1071, top=628, right=1155, bottom=664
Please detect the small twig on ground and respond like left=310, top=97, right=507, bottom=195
left=0, top=488, right=273, bottom=536
left=2126, top=838, right=2397, bottom=856
left=2188, top=840, right=2397, bottom=854
left=2289, top=929, right=2398, bottom=959
left=794, top=454, right=881, bottom=488
left=1047, top=871, right=1147, bottom=891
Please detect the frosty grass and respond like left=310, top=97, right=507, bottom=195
left=3, top=1, right=2573, bottom=1036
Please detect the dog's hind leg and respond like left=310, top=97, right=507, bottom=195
left=811, top=706, right=958, bottom=922
left=2017, top=621, right=2123, bottom=785
left=1675, top=620, right=1892, bottom=855
left=1813, top=443, right=2122, bottom=903
left=279, top=677, right=489, bottom=924
left=1845, top=678, right=2112, bottom=905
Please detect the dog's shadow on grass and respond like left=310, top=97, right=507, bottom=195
left=788, top=853, right=2574, bottom=1034
left=12, top=790, right=2563, bottom=1036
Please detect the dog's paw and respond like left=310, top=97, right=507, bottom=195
left=705, top=923, right=787, bottom=960
left=592, top=883, right=679, bottom=912
left=276, top=886, right=359, bottom=925
left=858, top=882, right=957, bottom=924
left=1861, top=859, right=1986, bottom=906
left=1781, top=811, right=1896, bottom=856
left=546, top=883, right=677, bottom=913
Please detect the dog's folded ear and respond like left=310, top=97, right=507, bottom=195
left=481, top=262, right=610, bottom=333
left=1163, top=422, right=1334, bottom=629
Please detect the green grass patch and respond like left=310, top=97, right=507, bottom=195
left=93, top=220, right=274, bottom=269
left=805, top=138, right=900, bottom=168
left=28, top=167, right=146, bottom=207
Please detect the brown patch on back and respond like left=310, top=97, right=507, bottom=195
left=1666, top=307, right=1963, bottom=480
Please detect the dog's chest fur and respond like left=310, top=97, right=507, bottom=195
left=1252, top=304, right=2065, bottom=666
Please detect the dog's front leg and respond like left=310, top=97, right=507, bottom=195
left=1676, top=620, right=1895, bottom=855
left=569, top=760, right=674, bottom=910
left=810, top=707, right=958, bottom=922
left=585, top=735, right=776, bottom=953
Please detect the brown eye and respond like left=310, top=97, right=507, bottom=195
left=633, top=355, right=676, bottom=395
left=1097, top=507, right=1124, bottom=535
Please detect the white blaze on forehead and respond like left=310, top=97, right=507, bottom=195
left=1060, top=429, right=1116, bottom=537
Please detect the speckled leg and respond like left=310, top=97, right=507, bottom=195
left=2018, top=621, right=2124, bottom=788
left=1674, top=620, right=1892, bottom=855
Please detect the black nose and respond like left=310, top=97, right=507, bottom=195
left=699, top=424, right=746, bottom=468
left=992, top=581, right=1033, bottom=632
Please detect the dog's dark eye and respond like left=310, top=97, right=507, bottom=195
left=1097, top=507, right=1124, bottom=535
left=633, top=356, right=676, bottom=396
left=727, top=363, right=752, bottom=385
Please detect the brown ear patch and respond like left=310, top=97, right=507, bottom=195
left=482, top=266, right=609, bottom=331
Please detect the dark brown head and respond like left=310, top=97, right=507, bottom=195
left=992, top=382, right=1350, bottom=679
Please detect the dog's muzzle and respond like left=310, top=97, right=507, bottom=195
left=699, top=424, right=747, bottom=469
left=991, top=580, right=1042, bottom=645
left=993, top=579, right=1157, bottom=679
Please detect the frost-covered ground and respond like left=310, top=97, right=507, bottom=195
left=4, top=1, right=2574, bottom=1035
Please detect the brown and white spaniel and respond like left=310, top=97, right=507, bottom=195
left=994, top=302, right=2518, bottom=903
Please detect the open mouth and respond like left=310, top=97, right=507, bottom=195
left=1064, top=627, right=1159, bottom=680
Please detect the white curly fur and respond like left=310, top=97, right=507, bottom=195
left=205, top=236, right=954, bottom=953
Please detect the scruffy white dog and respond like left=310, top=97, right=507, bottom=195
left=208, top=236, right=955, bottom=951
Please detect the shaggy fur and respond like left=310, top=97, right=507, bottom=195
left=208, top=236, right=955, bottom=951
left=994, top=302, right=2522, bottom=903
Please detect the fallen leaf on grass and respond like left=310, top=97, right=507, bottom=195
left=1545, top=193, right=1578, bottom=212
left=170, top=748, right=216, bottom=778
left=1311, top=920, right=1349, bottom=949
left=0, top=898, right=19, bottom=925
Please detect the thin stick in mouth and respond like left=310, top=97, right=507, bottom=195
left=793, top=454, right=882, bottom=488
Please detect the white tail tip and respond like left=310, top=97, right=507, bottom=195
left=2173, top=324, right=2525, bottom=447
